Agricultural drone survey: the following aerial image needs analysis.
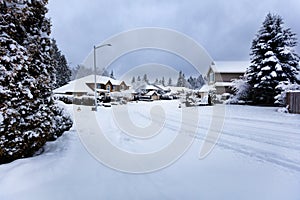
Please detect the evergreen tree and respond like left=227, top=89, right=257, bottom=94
left=176, top=71, right=189, bottom=87
left=176, top=71, right=183, bottom=87
left=245, top=13, right=300, bottom=105
left=187, top=76, right=196, bottom=89
left=154, top=78, right=159, bottom=84
left=137, top=75, right=141, bottom=82
left=0, top=0, right=72, bottom=164
left=71, top=64, right=103, bottom=80
left=168, top=77, right=172, bottom=86
left=142, top=74, right=149, bottom=84
left=196, top=74, right=205, bottom=88
left=50, top=39, right=71, bottom=88
left=161, top=77, right=165, bottom=86
left=182, top=73, right=188, bottom=87
left=110, top=70, right=115, bottom=79
left=131, top=76, right=135, bottom=84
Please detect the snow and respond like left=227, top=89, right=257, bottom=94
left=138, top=84, right=159, bottom=91
left=263, top=56, right=277, bottom=63
left=53, top=79, right=92, bottom=94
left=168, top=86, right=192, bottom=93
left=270, top=71, right=277, bottom=77
left=261, top=66, right=271, bottom=71
left=2, top=55, right=10, bottom=62
left=9, top=44, right=17, bottom=50
left=275, top=63, right=283, bottom=71
left=198, top=84, right=215, bottom=92
left=0, top=112, right=3, bottom=124
left=0, top=102, right=300, bottom=200
left=264, top=51, right=274, bottom=56
left=24, top=88, right=33, bottom=99
left=211, top=61, right=250, bottom=73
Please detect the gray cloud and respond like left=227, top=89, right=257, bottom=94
left=47, top=0, right=300, bottom=70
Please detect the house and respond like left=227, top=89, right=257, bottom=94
left=206, top=61, right=250, bottom=94
left=135, top=84, right=159, bottom=95
left=84, top=75, right=130, bottom=93
left=140, top=91, right=160, bottom=101
left=153, top=84, right=171, bottom=94
left=54, top=75, right=129, bottom=96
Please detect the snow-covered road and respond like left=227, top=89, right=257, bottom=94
left=0, top=101, right=300, bottom=200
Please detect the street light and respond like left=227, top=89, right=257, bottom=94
left=93, top=43, right=112, bottom=111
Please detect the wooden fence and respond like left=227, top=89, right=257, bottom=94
left=287, top=91, right=300, bottom=114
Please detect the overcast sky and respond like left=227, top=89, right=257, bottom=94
left=47, top=0, right=300, bottom=77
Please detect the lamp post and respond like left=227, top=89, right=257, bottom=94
left=93, top=43, right=112, bottom=111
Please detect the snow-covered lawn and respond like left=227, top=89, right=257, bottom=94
left=0, top=101, right=300, bottom=200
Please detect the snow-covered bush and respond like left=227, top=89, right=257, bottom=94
left=275, top=81, right=300, bottom=106
left=226, top=78, right=250, bottom=104
left=0, top=0, right=72, bottom=164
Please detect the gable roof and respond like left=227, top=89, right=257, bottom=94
left=54, top=75, right=126, bottom=94
left=154, top=84, right=171, bottom=91
left=140, top=84, right=159, bottom=90
left=210, top=61, right=250, bottom=73
left=53, top=79, right=92, bottom=94
left=198, top=84, right=215, bottom=92
left=145, top=91, right=158, bottom=96
left=80, top=75, right=122, bottom=85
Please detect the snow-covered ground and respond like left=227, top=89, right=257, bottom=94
left=0, top=101, right=300, bottom=200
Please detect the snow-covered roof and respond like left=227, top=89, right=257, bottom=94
left=143, top=85, right=159, bottom=90
left=154, top=84, right=171, bottom=91
left=168, top=86, right=192, bottom=93
left=198, top=85, right=215, bottom=92
left=211, top=61, right=250, bottom=73
left=145, top=91, right=158, bottom=96
left=79, top=75, right=122, bottom=86
left=53, top=75, right=127, bottom=94
left=53, top=79, right=93, bottom=94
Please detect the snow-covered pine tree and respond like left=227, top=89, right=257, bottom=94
left=131, top=76, right=135, bottom=84
left=168, top=77, right=172, bottom=86
left=187, top=76, right=195, bottom=89
left=176, top=71, right=183, bottom=87
left=245, top=13, right=300, bottom=105
left=196, top=74, right=205, bottom=89
left=71, top=64, right=103, bottom=80
left=182, top=73, right=189, bottom=88
left=110, top=70, right=115, bottom=80
left=0, top=0, right=72, bottom=164
left=142, top=74, right=149, bottom=84
left=161, top=77, right=165, bottom=86
left=50, top=39, right=71, bottom=88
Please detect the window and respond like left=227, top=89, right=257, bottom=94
left=209, top=72, right=215, bottom=83
left=106, top=85, right=110, bottom=91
